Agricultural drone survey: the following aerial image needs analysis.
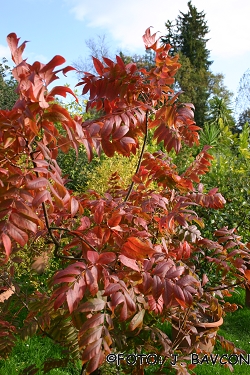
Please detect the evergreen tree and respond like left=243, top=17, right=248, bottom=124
left=162, top=1, right=212, bottom=126
left=206, top=96, right=235, bottom=128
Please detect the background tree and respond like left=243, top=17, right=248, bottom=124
left=74, top=34, right=111, bottom=75
left=208, top=72, right=233, bottom=103
left=199, top=122, right=250, bottom=243
left=161, top=1, right=212, bottom=126
left=234, top=69, right=250, bottom=133
left=119, top=49, right=155, bottom=71
left=235, top=69, right=250, bottom=113
left=0, top=58, right=18, bottom=110
left=237, top=108, right=250, bottom=131
left=206, top=96, right=235, bottom=129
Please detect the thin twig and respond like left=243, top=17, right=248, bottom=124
left=205, top=280, right=245, bottom=292
left=49, top=227, right=96, bottom=252
left=124, top=110, right=149, bottom=202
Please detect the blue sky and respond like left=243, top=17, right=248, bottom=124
left=1, top=0, right=250, bottom=109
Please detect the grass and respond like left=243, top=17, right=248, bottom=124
left=0, top=289, right=250, bottom=374
left=0, top=335, right=81, bottom=375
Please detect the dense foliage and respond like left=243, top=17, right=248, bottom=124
left=0, top=58, right=18, bottom=110
left=1, top=29, right=250, bottom=375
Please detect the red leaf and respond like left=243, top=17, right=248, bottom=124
left=109, top=291, right=125, bottom=313
left=142, top=27, right=158, bottom=50
left=112, top=126, right=129, bottom=140
left=49, top=86, right=78, bottom=101
left=153, top=262, right=171, bottom=277
left=85, top=268, right=98, bottom=295
left=40, top=55, right=66, bottom=73
left=14, top=201, right=43, bottom=227
left=162, top=280, right=173, bottom=307
left=7, top=33, right=28, bottom=65
left=55, top=276, right=77, bottom=283
left=10, top=213, right=37, bottom=233
left=71, top=196, right=79, bottom=217
left=101, top=138, right=115, bottom=157
left=173, top=284, right=186, bottom=308
left=103, top=283, right=121, bottom=296
left=49, top=185, right=64, bottom=209
left=98, top=252, right=116, bottom=264
left=66, top=287, right=80, bottom=313
left=79, top=313, right=104, bottom=334
left=92, top=57, right=104, bottom=75
left=94, top=201, right=104, bottom=224
left=116, top=55, right=126, bottom=69
left=26, top=177, right=48, bottom=190
left=53, top=262, right=86, bottom=284
left=202, top=273, right=209, bottom=286
left=165, top=266, right=185, bottom=279
left=78, top=217, right=91, bottom=230
left=32, top=190, right=52, bottom=208
left=107, top=213, right=122, bottom=228
left=86, top=350, right=104, bottom=375
left=1, top=233, right=12, bottom=258
left=119, top=255, right=140, bottom=271
left=7, top=222, right=28, bottom=246
left=79, top=326, right=103, bottom=349
left=177, top=274, right=199, bottom=287
left=87, top=251, right=99, bottom=264
left=81, top=338, right=102, bottom=364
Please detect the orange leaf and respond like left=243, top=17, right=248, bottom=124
left=122, top=237, right=155, bottom=260
left=245, top=270, right=250, bottom=281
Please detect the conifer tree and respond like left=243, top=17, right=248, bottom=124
left=162, top=1, right=212, bottom=126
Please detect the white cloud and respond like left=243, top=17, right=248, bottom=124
left=26, top=52, right=48, bottom=64
left=0, top=44, right=11, bottom=60
left=197, top=0, right=250, bottom=58
left=67, top=0, right=250, bottom=57
left=67, top=0, right=88, bottom=21
left=66, top=0, right=187, bottom=52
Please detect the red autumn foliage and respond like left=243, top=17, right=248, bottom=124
left=0, top=28, right=250, bottom=374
